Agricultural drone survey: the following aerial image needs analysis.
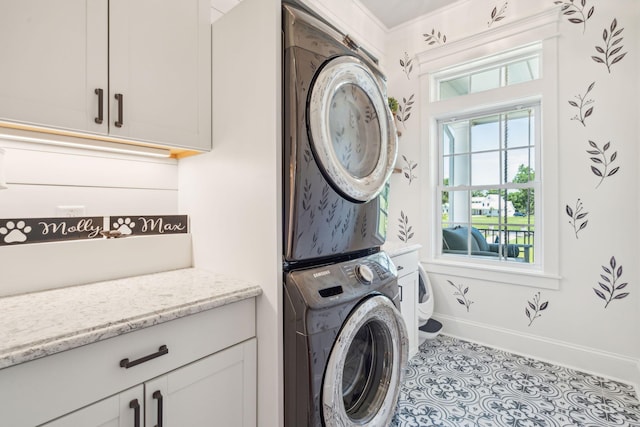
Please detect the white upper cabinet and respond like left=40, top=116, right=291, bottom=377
left=0, top=0, right=108, bottom=134
left=0, top=0, right=211, bottom=151
left=108, top=0, right=211, bottom=150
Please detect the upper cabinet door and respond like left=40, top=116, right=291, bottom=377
left=0, top=0, right=108, bottom=134
left=109, top=0, right=212, bottom=150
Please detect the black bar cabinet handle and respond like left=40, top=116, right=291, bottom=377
left=115, top=93, right=124, bottom=127
left=129, top=399, right=140, bottom=427
left=119, top=345, right=168, bottom=369
left=94, top=88, right=103, bottom=124
left=153, top=391, right=164, bottom=427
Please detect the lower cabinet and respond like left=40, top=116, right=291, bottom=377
left=41, top=339, right=257, bottom=427
left=391, top=249, right=420, bottom=359
left=145, top=339, right=256, bottom=427
left=0, top=299, right=257, bottom=427
left=41, top=386, right=142, bottom=427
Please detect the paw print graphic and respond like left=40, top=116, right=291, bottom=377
left=0, top=221, right=32, bottom=244
left=112, top=217, right=136, bottom=235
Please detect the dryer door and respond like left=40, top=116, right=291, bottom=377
left=307, top=56, right=397, bottom=203
left=322, top=295, right=408, bottom=426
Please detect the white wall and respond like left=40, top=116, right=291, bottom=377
left=383, top=0, right=640, bottom=386
left=178, top=0, right=282, bottom=426
left=0, top=139, right=179, bottom=218
left=0, top=138, right=183, bottom=295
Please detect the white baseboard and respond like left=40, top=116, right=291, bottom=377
left=435, top=313, right=640, bottom=391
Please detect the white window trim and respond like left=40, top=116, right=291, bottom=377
left=417, top=7, right=561, bottom=290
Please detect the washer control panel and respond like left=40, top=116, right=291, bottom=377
left=342, top=256, right=393, bottom=283
left=287, top=251, right=398, bottom=310
left=354, top=264, right=374, bottom=284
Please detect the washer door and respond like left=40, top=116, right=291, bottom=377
left=307, top=56, right=397, bottom=203
left=322, top=295, right=408, bottom=426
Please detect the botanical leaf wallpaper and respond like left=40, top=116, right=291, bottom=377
left=565, top=198, right=589, bottom=239
left=487, top=2, right=508, bottom=27
left=569, top=81, right=595, bottom=126
left=397, top=210, right=415, bottom=243
left=525, top=292, right=549, bottom=326
left=591, top=19, right=627, bottom=73
left=400, top=155, right=417, bottom=185
left=423, top=29, right=447, bottom=45
left=448, top=280, right=474, bottom=312
left=554, top=0, right=595, bottom=33
left=396, top=94, right=415, bottom=129
left=586, top=140, right=619, bottom=188
left=593, top=256, right=630, bottom=308
left=399, top=52, right=414, bottom=80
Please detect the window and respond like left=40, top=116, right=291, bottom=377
left=377, top=183, right=390, bottom=239
left=440, top=105, right=538, bottom=264
left=439, top=54, right=540, bottom=100
left=416, top=8, right=561, bottom=289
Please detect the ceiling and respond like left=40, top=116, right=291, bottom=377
left=359, top=0, right=457, bottom=29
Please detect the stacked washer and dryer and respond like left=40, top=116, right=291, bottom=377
left=282, top=2, right=408, bottom=426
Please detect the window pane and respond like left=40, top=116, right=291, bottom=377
left=442, top=123, right=454, bottom=155
left=378, top=184, right=389, bottom=211
left=442, top=157, right=450, bottom=186
left=469, top=221, right=495, bottom=245
left=471, top=152, right=499, bottom=185
left=470, top=115, right=500, bottom=151
left=470, top=67, right=500, bottom=92
left=447, top=154, right=470, bottom=186
left=505, top=148, right=535, bottom=184
left=440, top=76, right=469, bottom=100
left=483, top=191, right=506, bottom=217
left=505, top=110, right=533, bottom=149
left=447, top=190, right=469, bottom=224
left=471, top=191, right=488, bottom=215
left=435, top=47, right=541, bottom=101
left=507, top=187, right=535, bottom=217
left=444, top=121, right=470, bottom=155
left=441, top=191, right=451, bottom=228
left=506, top=57, right=539, bottom=85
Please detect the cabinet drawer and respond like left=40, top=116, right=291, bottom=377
left=391, top=251, right=419, bottom=278
left=0, top=298, right=255, bottom=427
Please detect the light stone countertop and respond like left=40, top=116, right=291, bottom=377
left=0, top=268, right=262, bottom=369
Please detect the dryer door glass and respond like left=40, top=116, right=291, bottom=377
left=308, top=56, right=397, bottom=203
left=322, top=295, right=408, bottom=426
left=328, top=83, right=381, bottom=179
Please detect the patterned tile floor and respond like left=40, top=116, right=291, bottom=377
left=392, top=335, right=640, bottom=427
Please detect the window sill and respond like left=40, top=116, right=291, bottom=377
left=423, top=256, right=561, bottom=290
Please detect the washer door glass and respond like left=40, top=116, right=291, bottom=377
left=308, top=56, right=397, bottom=203
left=322, top=295, right=408, bottom=426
